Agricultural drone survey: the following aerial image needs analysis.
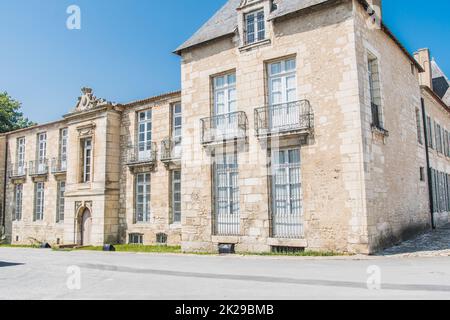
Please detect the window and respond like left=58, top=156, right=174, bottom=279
left=59, top=128, right=68, bottom=171
left=271, top=149, right=303, bottom=238
left=16, top=137, right=26, bottom=175
left=129, top=233, right=143, bottom=244
left=368, top=53, right=382, bottom=129
left=445, top=130, right=449, bottom=157
left=245, top=9, right=265, bottom=45
left=14, top=184, right=23, bottom=221
left=172, top=103, right=182, bottom=158
left=435, top=122, right=442, bottom=154
left=213, top=73, right=237, bottom=139
left=138, top=110, right=152, bottom=161
left=420, top=167, right=425, bottom=182
left=57, top=181, right=65, bottom=223
left=214, top=153, right=240, bottom=235
left=37, top=133, right=47, bottom=172
left=415, top=108, right=423, bottom=145
left=82, top=138, right=92, bottom=182
left=426, top=116, right=433, bottom=149
left=171, top=170, right=181, bottom=224
left=135, top=173, right=151, bottom=223
left=34, top=182, right=44, bottom=221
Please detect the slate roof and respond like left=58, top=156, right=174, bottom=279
left=431, top=60, right=450, bottom=106
left=174, top=0, right=327, bottom=54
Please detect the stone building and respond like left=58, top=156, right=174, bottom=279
left=0, top=0, right=448, bottom=254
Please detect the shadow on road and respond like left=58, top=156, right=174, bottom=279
left=0, top=261, right=25, bottom=268
left=380, top=224, right=450, bottom=256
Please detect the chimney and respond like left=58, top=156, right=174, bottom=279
left=414, top=48, right=433, bottom=89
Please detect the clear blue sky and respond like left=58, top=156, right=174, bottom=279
left=0, top=0, right=449, bottom=124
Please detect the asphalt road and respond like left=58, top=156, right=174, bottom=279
left=1, top=248, right=450, bottom=300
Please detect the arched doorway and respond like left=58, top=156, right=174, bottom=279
left=80, top=208, right=92, bottom=246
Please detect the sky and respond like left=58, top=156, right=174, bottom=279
left=0, top=0, right=449, bottom=124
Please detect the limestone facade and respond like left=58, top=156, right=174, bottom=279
left=0, top=0, right=448, bottom=254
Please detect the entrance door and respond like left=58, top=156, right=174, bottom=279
left=81, top=209, right=92, bottom=246
left=271, top=149, right=303, bottom=238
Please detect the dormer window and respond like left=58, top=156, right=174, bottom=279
left=245, top=9, right=265, bottom=45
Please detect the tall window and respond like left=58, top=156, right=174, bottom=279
left=415, top=108, right=423, bottom=145
left=268, top=58, right=297, bottom=130
left=368, top=53, right=382, bottom=129
left=172, top=103, right=182, bottom=158
left=444, top=129, right=449, bottom=157
left=57, top=181, right=65, bottom=223
left=213, top=73, right=237, bottom=139
left=14, top=184, right=23, bottom=221
left=271, top=149, right=303, bottom=239
left=245, top=9, right=265, bottom=44
left=138, top=110, right=152, bottom=161
left=82, top=138, right=92, bottom=182
left=214, top=153, right=240, bottom=235
left=171, top=170, right=181, bottom=224
left=59, top=128, right=68, bottom=171
left=16, top=137, right=26, bottom=175
left=34, top=182, right=44, bottom=221
left=426, top=116, right=434, bottom=149
left=435, top=122, right=442, bottom=154
left=37, top=133, right=47, bottom=172
left=136, top=173, right=151, bottom=223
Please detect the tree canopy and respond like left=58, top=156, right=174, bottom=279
left=0, top=92, right=36, bottom=133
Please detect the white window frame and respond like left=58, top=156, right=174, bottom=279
left=172, top=103, right=182, bottom=158
left=37, top=132, right=47, bottom=173
left=137, top=110, right=152, bottom=161
left=82, top=138, right=92, bottom=182
left=14, top=184, right=23, bottom=221
left=57, top=181, right=65, bottom=223
left=34, top=182, right=44, bottom=221
left=171, top=170, right=181, bottom=224
left=213, top=73, right=237, bottom=140
left=135, top=173, right=151, bottom=223
left=245, top=9, right=265, bottom=45
left=16, top=137, right=26, bottom=175
left=60, top=128, right=68, bottom=170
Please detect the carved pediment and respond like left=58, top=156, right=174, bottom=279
left=239, top=0, right=266, bottom=9
left=73, top=87, right=111, bottom=113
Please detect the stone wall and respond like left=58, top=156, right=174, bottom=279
left=119, top=93, right=182, bottom=246
left=0, top=134, right=6, bottom=240
left=353, top=0, right=430, bottom=252
left=180, top=0, right=370, bottom=253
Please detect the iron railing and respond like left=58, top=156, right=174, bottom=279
left=28, top=159, right=49, bottom=176
left=8, top=162, right=27, bottom=178
left=160, top=137, right=182, bottom=162
left=200, top=111, right=247, bottom=144
left=51, top=157, right=67, bottom=174
left=254, top=100, right=314, bottom=136
left=126, top=142, right=157, bottom=165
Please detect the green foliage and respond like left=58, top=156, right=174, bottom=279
left=0, top=92, right=36, bottom=133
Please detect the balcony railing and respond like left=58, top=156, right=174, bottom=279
left=254, top=100, right=314, bottom=137
left=28, top=159, right=49, bottom=176
left=51, top=157, right=67, bottom=174
left=126, top=142, right=157, bottom=165
left=9, top=162, right=27, bottom=178
left=200, top=111, right=247, bottom=144
left=161, top=138, right=182, bottom=162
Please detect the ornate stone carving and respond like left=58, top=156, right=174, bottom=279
left=73, top=87, right=111, bottom=113
left=77, top=123, right=96, bottom=137
left=84, top=201, right=93, bottom=212
left=75, top=201, right=82, bottom=214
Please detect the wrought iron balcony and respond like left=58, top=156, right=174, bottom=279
left=200, top=111, right=248, bottom=145
left=160, top=138, right=182, bottom=163
left=51, top=157, right=67, bottom=174
left=126, top=142, right=157, bottom=166
left=254, top=100, right=314, bottom=137
left=8, top=162, right=27, bottom=179
left=28, top=159, right=49, bottom=176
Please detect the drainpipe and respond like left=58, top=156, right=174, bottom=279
left=2, top=138, right=8, bottom=228
left=421, top=98, right=436, bottom=229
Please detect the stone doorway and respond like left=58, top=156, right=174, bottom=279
left=80, top=208, right=92, bottom=246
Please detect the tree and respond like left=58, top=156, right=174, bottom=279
left=0, top=92, right=36, bottom=133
